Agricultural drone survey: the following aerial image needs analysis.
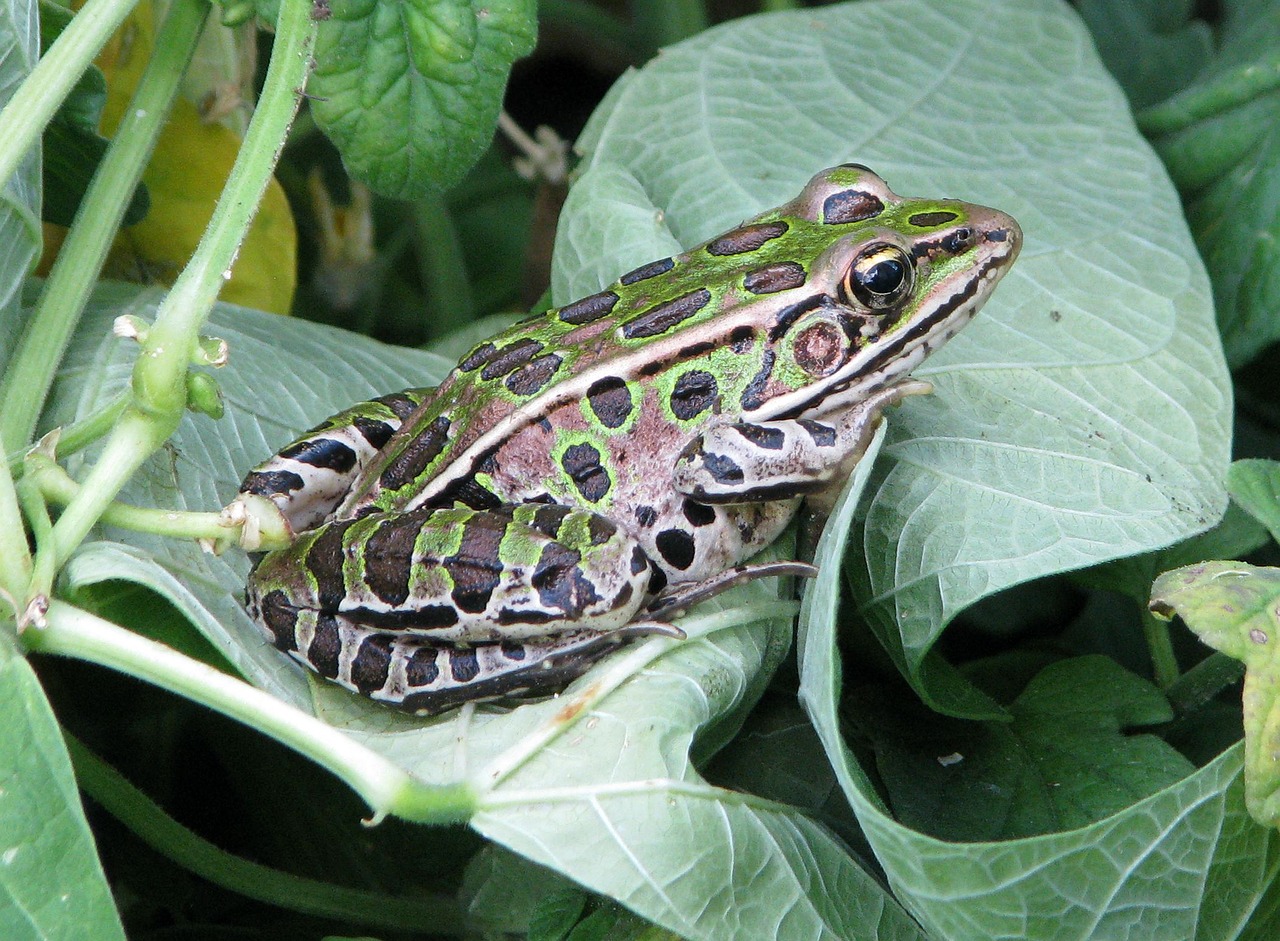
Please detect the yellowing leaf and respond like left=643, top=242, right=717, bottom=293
left=95, top=3, right=296, bottom=314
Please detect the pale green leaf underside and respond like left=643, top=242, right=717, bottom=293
left=0, top=646, right=126, bottom=940
left=556, top=0, right=1231, bottom=708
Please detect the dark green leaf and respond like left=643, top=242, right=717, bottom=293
left=1077, top=0, right=1211, bottom=109
left=859, top=656, right=1194, bottom=841
left=310, top=0, right=537, bottom=197
left=528, top=888, right=587, bottom=941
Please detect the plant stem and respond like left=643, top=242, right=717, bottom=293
left=41, top=0, right=316, bottom=574
left=29, top=601, right=477, bottom=824
left=66, top=734, right=467, bottom=933
left=0, top=0, right=209, bottom=454
left=0, top=468, right=32, bottom=607
left=0, top=0, right=140, bottom=193
left=1142, top=608, right=1180, bottom=690
left=27, top=451, right=237, bottom=546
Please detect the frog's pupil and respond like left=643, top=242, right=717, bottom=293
left=861, top=258, right=904, bottom=295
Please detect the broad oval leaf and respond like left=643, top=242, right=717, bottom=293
left=555, top=0, right=1230, bottom=716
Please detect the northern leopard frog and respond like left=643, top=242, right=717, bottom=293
left=235, top=165, right=1021, bottom=714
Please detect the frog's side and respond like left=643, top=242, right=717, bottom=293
left=236, top=165, right=1021, bottom=714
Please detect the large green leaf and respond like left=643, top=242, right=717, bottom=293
left=309, top=0, right=537, bottom=197
left=556, top=0, right=1230, bottom=716
left=798, top=427, right=1273, bottom=940
left=0, top=640, right=126, bottom=940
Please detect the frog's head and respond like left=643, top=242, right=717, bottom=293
left=755, top=164, right=1021, bottom=419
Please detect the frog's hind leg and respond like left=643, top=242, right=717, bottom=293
left=246, top=502, right=659, bottom=710
left=254, top=602, right=632, bottom=714
left=236, top=387, right=433, bottom=532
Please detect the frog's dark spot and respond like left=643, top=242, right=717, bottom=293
left=729, top=326, right=755, bottom=354
left=683, top=499, right=716, bottom=527
left=307, top=613, right=342, bottom=678
left=533, top=542, right=599, bottom=615
left=363, top=514, right=420, bottom=607
left=739, top=349, right=776, bottom=411
left=908, top=210, right=959, bottom=228
left=677, top=339, right=717, bottom=361
left=449, top=648, right=481, bottom=683
left=354, top=416, right=395, bottom=450
left=706, top=221, right=789, bottom=256
left=704, top=452, right=744, bottom=486
left=280, top=436, right=358, bottom=473
left=744, top=262, right=807, bottom=295
left=798, top=419, right=837, bottom=448
left=459, top=342, right=498, bottom=372
left=500, top=641, right=527, bottom=661
left=406, top=646, right=440, bottom=687
left=559, top=290, right=620, bottom=325
left=506, top=353, right=562, bottom=396
left=631, top=545, right=651, bottom=575
left=440, top=474, right=503, bottom=511
left=587, top=514, right=618, bottom=546
left=379, top=415, right=451, bottom=492
left=823, top=190, right=884, bottom=225
left=655, top=529, right=696, bottom=570
left=670, top=370, right=718, bottom=420
left=623, top=288, right=712, bottom=340
left=586, top=376, right=634, bottom=428
left=241, top=469, right=304, bottom=498
left=648, top=565, right=668, bottom=594
left=528, top=504, right=572, bottom=538
left=562, top=443, right=611, bottom=502
left=620, top=257, right=675, bottom=285
left=255, top=589, right=298, bottom=649
left=613, top=583, right=634, bottom=609
left=481, top=339, right=544, bottom=380
left=445, top=514, right=506, bottom=614
left=734, top=423, right=785, bottom=450
left=304, top=521, right=355, bottom=610
left=374, top=391, right=423, bottom=420
left=350, top=634, right=393, bottom=693
left=635, top=505, right=658, bottom=528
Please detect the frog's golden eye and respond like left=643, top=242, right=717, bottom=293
left=843, top=244, right=914, bottom=311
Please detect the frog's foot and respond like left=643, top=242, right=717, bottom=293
left=645, top=561, right=818, bottom=621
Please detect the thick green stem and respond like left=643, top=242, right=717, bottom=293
left=42, top=0, right=316, bottom=574
left=66, top=735, right=466, bottom=932
left=0, top=0, right=209, bottom=454
left=0, top=0, right=141, bottom=192
left=1142, top=608, right=1180, bottom=690
left=28, top=601, right=477, bottom=824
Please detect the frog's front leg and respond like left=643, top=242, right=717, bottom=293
left=246, top=503, right=670, bottom=711
left=237, top=388, right=433, bottom=533
left=672, top=380, right=933, bottom=504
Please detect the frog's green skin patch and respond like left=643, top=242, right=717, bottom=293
left=238, top=165, right=1022, bottom=712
